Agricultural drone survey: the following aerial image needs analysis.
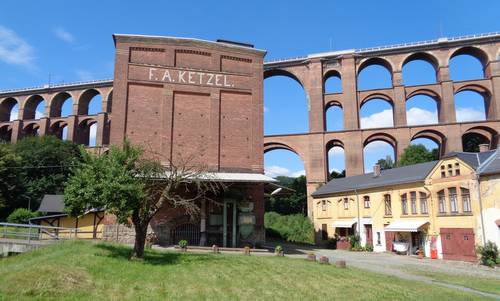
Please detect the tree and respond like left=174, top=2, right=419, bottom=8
left=64, top=141, right=224, bottom=259
left=266, top=175, right=307, bottom=215
left=13, top=136, right=82, bottom=211
left=398, top=144, right=438, bottom=167
left=377, top=156, right=395, bottom=170
left=329, top=169, right=345, bottom=180
left=0, top=143, right=25, bottom=219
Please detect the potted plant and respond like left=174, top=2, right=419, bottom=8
left=275, top=245, right=284, bottom=257
left=178, top=239, right=188, bottom=252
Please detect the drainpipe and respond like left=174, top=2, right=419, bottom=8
left=474, top=174, right=487, bottom=245
left=354, top=189, right=361, bottom=235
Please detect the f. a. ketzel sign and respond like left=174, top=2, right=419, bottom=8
left=128, top=65, right=251, bottom=89
left=148, top=67, right=235, bottom=87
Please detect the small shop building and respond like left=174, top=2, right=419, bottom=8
left=312, top=148, right=500, bottom=261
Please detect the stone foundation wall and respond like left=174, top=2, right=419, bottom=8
left=102, top=224, right=154, bottom=244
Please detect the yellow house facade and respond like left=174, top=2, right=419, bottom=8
left=312, top=150, right=500, bottom=261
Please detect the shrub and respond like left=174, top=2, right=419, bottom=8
left=264, top=212, right=314, bottom=244
left=365, top=244, right=374, bottom=252
left=178, top=240, right=188, bottom=249
left=348, top=234, right=361, bottom=250
left=477, top=241, right=499, bottom=267
left=275, top=245, right=283, bottom=253
left=6, top=208, right=40, bottom=224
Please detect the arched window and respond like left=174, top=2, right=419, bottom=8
left=402, top=56, right=437, bottom=86
left=437, top=190, right=446, bottom=213
left=327, top=143, right=345, bottom=180
left=363, top=140, right=395, bottom=173
left=419, top=192, right=428, bottom=214
left=264, top=74, right=308, bottom=135
left=410, top=191, right=417, bottom=214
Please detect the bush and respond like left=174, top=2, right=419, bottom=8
left=477, top=241, right=499, bottom=267
left=365, top=244, right=374, bottom=252
left=178, top=240, right=188, bottom=249
left=6, top=208, right=40, bottom=224
left=264, top=212, right=314, bottom=244
left=348, top=234, right=361, bottom=250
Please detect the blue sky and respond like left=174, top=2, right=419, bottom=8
left=0, top=0, right=499, bottom=176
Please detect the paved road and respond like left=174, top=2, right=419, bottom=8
left=282, top=246, right=500, bottom=299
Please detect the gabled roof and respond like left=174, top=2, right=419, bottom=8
left=312, top=161, right=437, bottom=198
left=442, top=150, right=496, bottom=169
left=37, top=195, right=65, bottom=213
left=477, top=149, right=500, bottom=176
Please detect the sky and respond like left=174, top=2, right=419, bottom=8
left=0, top=0, right=499, bottom=175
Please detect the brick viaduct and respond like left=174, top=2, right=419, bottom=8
left=2, top=33, right=500, bottom=218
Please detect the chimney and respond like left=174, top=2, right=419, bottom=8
left=373, top=164, right=381, bottom=177
left=479, top=144, right=489, bottom=153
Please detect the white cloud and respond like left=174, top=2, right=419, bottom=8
left=76, top=70, right=95, bottom=81
left=406, top=107, right=438, bottom=125
left=456, top=107, right=485, bottom=122
left=265, top=165, right=304, bottom=178
left=328, top=146, right=344, bottom=156
left=360, top=109, right=393, bottom=129
left=0, top=25, right=35, bottom=67
left=364, top=140, right=391, bottom=152
left=54, top=27, right=75, bottom=43
left=264, top=106, right=269, bottom=113
left=89, top=123, right=97, bottom=147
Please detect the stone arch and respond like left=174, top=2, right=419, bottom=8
left=454, top=87, right=491, bottom=121
left=326, top=139, right=345, bottom=179
left=0, top=124, right=12, bottom=142
left=462, top=126, right=499, bottom=151
left=411, top=129, right=446, bottom=156
left=360, top=92, right=394, bottom=107
left=363, top=133, right=397, bottom=172
left=357, top=57, right=394, bottom=90
left=106, top=89, right=113, bottom=113
left=264, top=68, right=304, bottom=87
left=50, top=92, right=74, bottom=117
left=78, top=89, right=102, bottom=115
left=405, top=93, right=439, bottom=125
left=77, top=118, right=98, bottom=146
left=449, top=46, right=490, bottom=79
left=323, top=70, right=342, bottom=94
left=401, top=52, right=439, bottom=85
left=0, top=97, right=19, bottom=121
left=50, top=120, right=69, bottom=140
left=325, top=101, right=343, bottom=131
left=360, top=95, right=394, bottom=129
left=358, top=57, right=394, bottom=75
left=263, top=141, right=300, bottom=157
left=23, top=95, right=46, bottom=120
left=22, top=122, right=40, bottom=137
left=263, top=141, right=306, bottom=179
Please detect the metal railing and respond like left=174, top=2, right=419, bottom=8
left=0, top=222, right=78, bottom=244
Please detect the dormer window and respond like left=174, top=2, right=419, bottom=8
left=343, top=198, right=349, bottom=210
left=321, top=200, right=327, bottom=211
left=454, top=163, right=460, bottom=176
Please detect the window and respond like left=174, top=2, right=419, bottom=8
left=401, top=193, right=408, bottom=215
left=384, top=194, right=392, bottom=215
left=321, top=224, right=328, bottom=240
left=438, top=190, right=446, bottom=213
left=461, top=188, right=471, bottom=212
left=376, top=232, right=381, bottom=245
left=441, top=165, right=446, bottom=178
left=410, top=191, right=417, bottom=214
left=455, top=163, right=460, bottom=176
left=419, top=192, right=428, bottom=214
left=364, top=196, right=370, bottom=208
left=449, top=187, right=458, bottom=213
left=343, top=198, right=349, bottom=210
left=448, top=164, right=453, bottom=176
left=321, top=200, right=327, bottom=211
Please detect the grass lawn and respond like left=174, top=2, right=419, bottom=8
left=409, top=269, right=500, bottom=295
left=0, top=241, right=495, bottom=301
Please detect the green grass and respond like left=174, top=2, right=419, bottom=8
left=0, top=226, right=38, bottom=240
left=0, top=241, right=495, bottom=301
left=409, top=269, right=500, bottom=295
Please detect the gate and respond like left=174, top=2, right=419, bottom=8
left=440, top=228, right=476, bottom=262
left=170, top=223, right=200, bottom=246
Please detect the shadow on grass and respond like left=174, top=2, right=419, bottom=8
left=95, top=243, right=220, bottom=266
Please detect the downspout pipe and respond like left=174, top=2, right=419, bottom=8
left=354, top=189, right=361, bottom=235
left=474, top=174, right=487, bottom=245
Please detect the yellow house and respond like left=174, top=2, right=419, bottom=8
left=31, top=194, right=105, bottom=239
left=312, top=150, right=500, bottom=261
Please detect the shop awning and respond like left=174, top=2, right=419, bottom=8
left=384, top=220, right=429, bottom=232
left=212, top=172, right=277, bottom=183
left=333, top=219, right=357, bottom=228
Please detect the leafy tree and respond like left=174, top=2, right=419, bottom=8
left=13, top=136, right=82, bottom=211
left=6, top=208, right=40, bottom=224
left=329, top=169, right=345, bottom=180
left=398, top=144, right=438, bottom=167
left=0, top=143, right=25, bottom=219
left=64, top=141, right=224, bottom=259
left=266, top=175, right=307, bottom=215
left=376, top=156, right=395, bottom=170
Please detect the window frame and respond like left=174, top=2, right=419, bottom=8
left=363, top=196, right=371, bottom=208
left=461, top=188, right=471, bottom=212
left=384, top=194, right=392, bottom=216
left=401, top=193, right=408, bottom=215
left=419, top=192, right=428, bottom=214
left=410, top=191, right=417, bottom=214
left=448, top=187, right=458, bottom=213
left=438, top=190, right=446, bottom=214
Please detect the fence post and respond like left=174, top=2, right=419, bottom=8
left=28, top=225, right=32, bottom=245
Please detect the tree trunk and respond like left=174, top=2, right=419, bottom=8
left=132, top=223, right=148, bottom=259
